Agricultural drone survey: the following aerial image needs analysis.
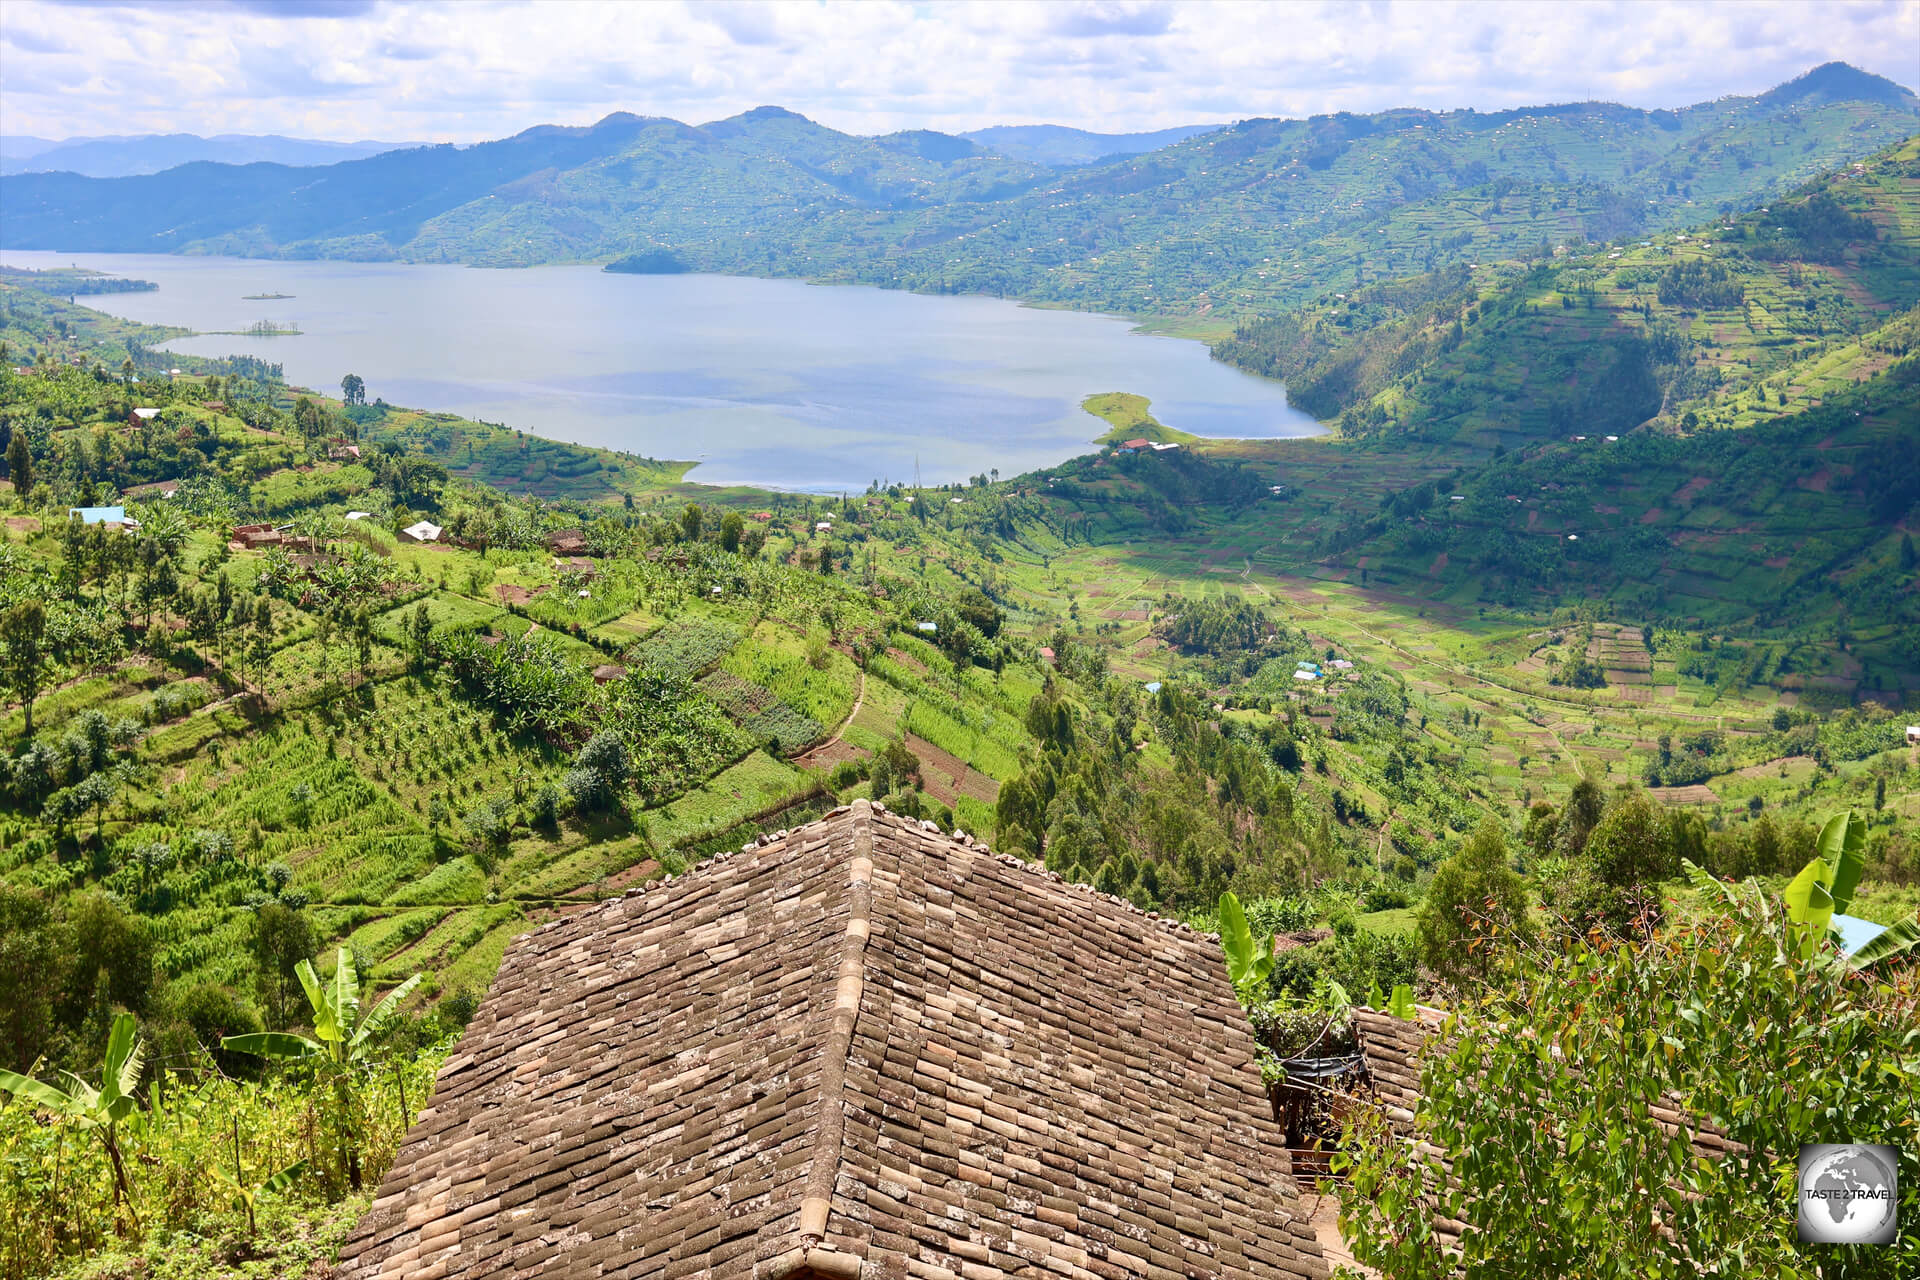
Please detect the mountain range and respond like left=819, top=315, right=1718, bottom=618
left=957, top=123, right=1223, bottom=165
left=0, top=132, right=415, bottom=178
left=1, top=63, right=1914, bottom=321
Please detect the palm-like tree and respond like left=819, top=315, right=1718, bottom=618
left=0, top=1013, right=147, bottom=1228
left=223, top=948, right=421, bottom=1189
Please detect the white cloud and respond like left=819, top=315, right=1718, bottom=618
left=1, top=0, right=1914, bottom=143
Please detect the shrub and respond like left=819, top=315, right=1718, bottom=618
left=1416, top=818, right=1532, bottom=986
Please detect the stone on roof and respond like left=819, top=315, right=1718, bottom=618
left=337, top=800, right=1327, bottom=1280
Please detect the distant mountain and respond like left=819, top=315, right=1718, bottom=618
left=2, top=65, right=1914, bottom=317
left=959, top=123, right=1223, bottom=166
left=1758, top=61, right=1919, bottom=110
left=0, top=132, right=417, bottom=178
left=0, top=135, right=62, bottom=165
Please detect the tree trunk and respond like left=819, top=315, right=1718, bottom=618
left=101, top=1128, right=141, bottom=1234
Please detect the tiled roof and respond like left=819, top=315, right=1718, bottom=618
left=337, top=799, right=1327, bottom=1280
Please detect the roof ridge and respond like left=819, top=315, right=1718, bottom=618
left=582, top=800, right=1215, bottom=951
left=864, top=800, right=1219, bottom=945
left=777, top=798, right=876, bottom=1279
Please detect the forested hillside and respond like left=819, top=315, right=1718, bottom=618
left=1218, top=133, right=1920, bottom=444
left=2, top=65, right=1913, bottom=318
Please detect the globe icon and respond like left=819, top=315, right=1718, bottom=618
left=1800, top=1144, right=1898, bottom=1244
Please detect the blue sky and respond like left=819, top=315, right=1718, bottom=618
left=2, top=0, right=1915, bottom=142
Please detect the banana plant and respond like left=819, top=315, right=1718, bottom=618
left=0, top=1013, right=146, bottom=1229
left=1688, top=808, right=1918, bottom=970
left=1782, top=810, right=1866, bottom=958
left=223, top=948, right=420, bottom=1189
left=1368, top=979, right=1419, bottom=1019
left=1217, top=891, right=1275, bottom=1005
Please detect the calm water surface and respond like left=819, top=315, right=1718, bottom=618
left=0, top=251, right=1318, bottom=489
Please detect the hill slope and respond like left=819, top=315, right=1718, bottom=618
left=3, top=67, right=1913, bottom=315
left=958, top=123, right=1223, bottom=165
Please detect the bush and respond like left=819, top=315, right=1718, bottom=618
left=1416, top=818, right=1532, bottom=986
left=1337, top=884, right=1920, bottom=1276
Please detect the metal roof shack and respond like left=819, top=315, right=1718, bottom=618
left=337, top=801, right=1328, bottom=1280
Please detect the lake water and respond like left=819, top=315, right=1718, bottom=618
left=0, top=250, right=1318, bottom=489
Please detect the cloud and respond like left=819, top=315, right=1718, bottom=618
left=1047, top=2, right=1176, bottom=38
left=1, top=0, right=1915, bottom=144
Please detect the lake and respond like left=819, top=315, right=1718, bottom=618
left=0, top=251, right=1318, bottom=489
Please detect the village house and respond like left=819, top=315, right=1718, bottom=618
left=1907, top=724, right=1920, bottom=749
left=335, top=801, right=1328, bottom=1280
left=399, top=520, right=443, bottom=544
left=230, top=523, right=284, bottom=550
left=544, top=528, right=591, bottom=555
left=120, top=479, right=180, bottom=501
left=67, top=505, right=133, bottom=530
left=591, top=662, right=628, bottom=685
left=128, top=407, right=161, bottom=427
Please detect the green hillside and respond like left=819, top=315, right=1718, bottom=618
left=1218, top=133, right=1920, bottom=445
left=3, top=66, right=1913, bottom=322
left=0, top=233, right=1917, bottom=1280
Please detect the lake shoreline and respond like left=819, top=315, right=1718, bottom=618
left=0, top=249, right=1321, bottom=491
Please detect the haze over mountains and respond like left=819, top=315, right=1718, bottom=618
left=956, top=123, right=1224, bottom=166
left=1, top=62, right=1913, bottom=320
left=0, top=132, right=416, bottom=178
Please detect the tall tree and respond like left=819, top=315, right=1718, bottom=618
left=0, top=601, right=49, bottom=737
left=339, top=373, right=366, bottom=407
left=5, top=433, right=30, bottom=506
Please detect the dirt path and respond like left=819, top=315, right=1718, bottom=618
left=793, top=668, right=868, bottom=770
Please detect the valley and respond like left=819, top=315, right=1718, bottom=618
left=0, top=42, right=1914, bottom=1280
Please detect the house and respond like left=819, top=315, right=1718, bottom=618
left=231, top=523, right=283, bottom=550
left=815, top=521, right=833, bottom=532
left=344, top=511, right=372, bottom=521
left=552, top=556, right=597, bottom=578
left=914, top=620, right=937, bottom=633
left=399, top=520, right=443, bottom=544
left=751, top=511, right=773, bottom=521
left=334, top=801, right=1328, bottom=1280
left=1907, top=725, right=1920, bottom=748
left=1038, top=645, right=1056, bottom=662
left=1118, top=437, right=1152, bottom=453
left=68, top=505, right=127, bottom=528
left=544, top=528, right=590, bottom=555
left=329, top=443, right=362, bottom=461
left=591, top=663, right=628, bottom=685
left=129, top=407, right=161, bottom=426
left=120, top=480, right=180, bottom=501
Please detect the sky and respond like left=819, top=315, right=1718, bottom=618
left=1, top=0, right=1916, bottom=143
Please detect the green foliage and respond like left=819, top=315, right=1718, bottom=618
left=222, top=948, right=422, bottom=1193
left=1336, top=887, right=1920, bottom=1277
left=1216, top=891, right=1275, bottom=1004
left=0, top=1013, right=148, bottom=1230
left=1416, top=818, right=1532, bottom=985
